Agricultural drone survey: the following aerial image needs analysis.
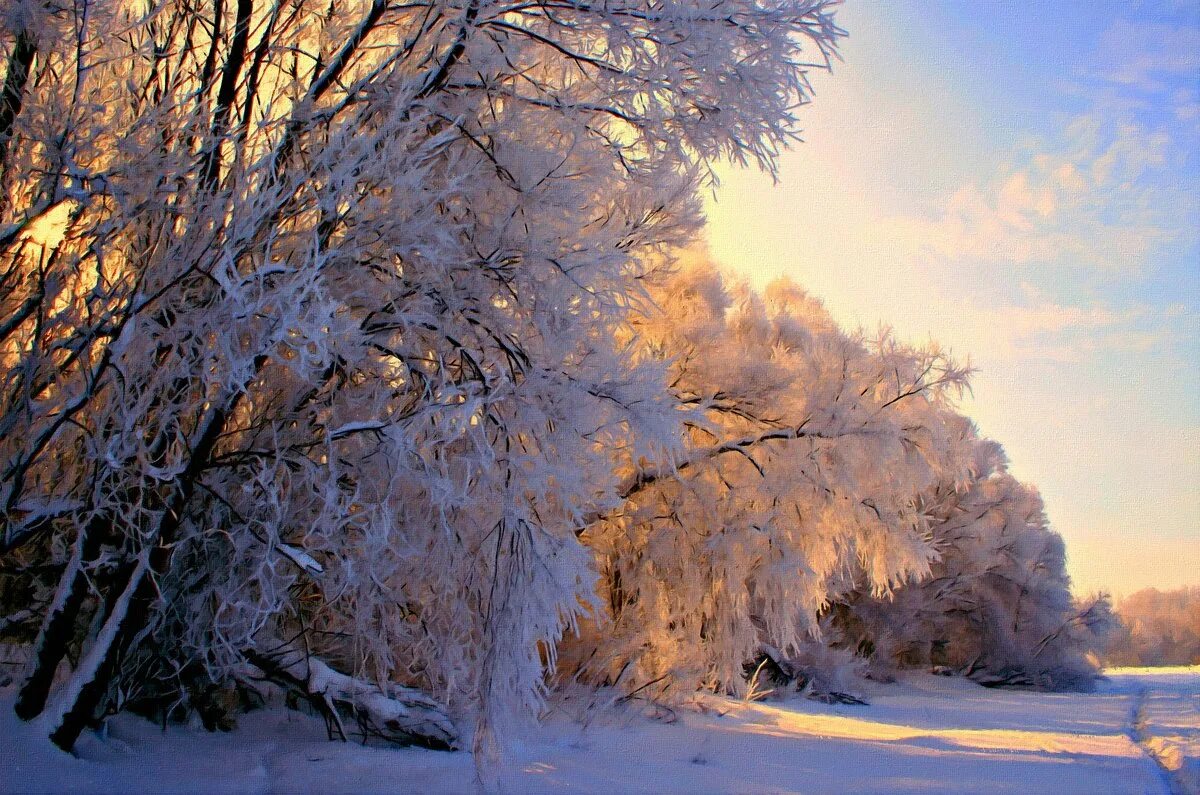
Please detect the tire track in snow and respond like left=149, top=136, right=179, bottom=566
left=1129, top=685, right=1187, bottom=795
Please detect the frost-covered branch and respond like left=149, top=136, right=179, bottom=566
left=245, top=649, right=457, bottom=750
left=1, top=0, right=848, bottom=759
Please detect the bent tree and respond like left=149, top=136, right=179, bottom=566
left=0, top=0, right=842, bottom=755
left=564, top=258, right=973, bottom=696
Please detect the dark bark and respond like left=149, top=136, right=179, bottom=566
left=416, top=1, right=478, bottom=100
left=14, top=517, right=104, bottom=720
left=0, top=27, right=36, bottom=183
left=46, top=390, right=243, bottom=750
left=47, top=554, right=147, bottom=750
left=200, top=0, right=253, bottom=187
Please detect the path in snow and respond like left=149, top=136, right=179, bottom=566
left=1115, top=669, right=1200, bottom=795
left=2, top=667, right=1197, bottom=794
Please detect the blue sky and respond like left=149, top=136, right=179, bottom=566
left=705, top=0, right=1199, bottom=596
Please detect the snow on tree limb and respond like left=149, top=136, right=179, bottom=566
left=0, top=0, right=1103, bottom=774
left=245, top=650, right=457, bottom=750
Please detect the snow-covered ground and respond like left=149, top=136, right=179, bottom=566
left=1112, top=667, right=1200, bottom=794
left=2, top=668, right=1197, bottom=794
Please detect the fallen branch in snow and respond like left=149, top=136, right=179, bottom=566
left=745, top=645, right=871, bottom=706
left=806, top=690, right=869, bottom=705
left=967, top=667, right=1037, bottom=689
left=245, top=649, right=457, bottom=751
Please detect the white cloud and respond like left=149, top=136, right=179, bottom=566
left=898, top=113, right=1191, bottom=273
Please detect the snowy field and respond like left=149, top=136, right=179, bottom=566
left=2, top=668, right=1197, bottom=794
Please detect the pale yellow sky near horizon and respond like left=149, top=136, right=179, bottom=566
left=702, top=2, right=1200, bottom=599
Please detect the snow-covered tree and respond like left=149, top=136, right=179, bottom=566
left=563, top=254, right=972, bottom=698
left=2, top=0, right=1109, bottom=772
left=0, top=0, right=843, bottom=754
left=828, top=418, right=1111, bottom=690
left=1107, top=586, right=1200, bottom=667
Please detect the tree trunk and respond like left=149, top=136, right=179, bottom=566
left=15, top=518, right=103, bottom=720
left=41, top=397, right=237, bottom=749
left=41, top=554, right=149, bottom=750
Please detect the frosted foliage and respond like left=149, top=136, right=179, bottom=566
left=830, top=419, right=1110, bottom=690
left=563, top=256, right=972, bottom=697
left=1106, top=587, right=1200, bottom=667
left=1, top=0, right=1103, bottom=761
left=0, top=0, right=843, bottom=743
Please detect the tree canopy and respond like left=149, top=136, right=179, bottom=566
left=0, top=0, right=1107, bottom=773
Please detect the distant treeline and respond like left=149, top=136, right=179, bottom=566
left=1105, top=586, right=1200, bottom=667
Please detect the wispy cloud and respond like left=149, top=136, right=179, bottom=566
left=957, top=296, right=1195, bottom=363
left=899, top=112, right=1195, bottom=273
left=1094, top=19, right=1200, bottom=91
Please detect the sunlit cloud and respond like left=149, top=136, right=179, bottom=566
left=899, top=113, right=1193, bottom=274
